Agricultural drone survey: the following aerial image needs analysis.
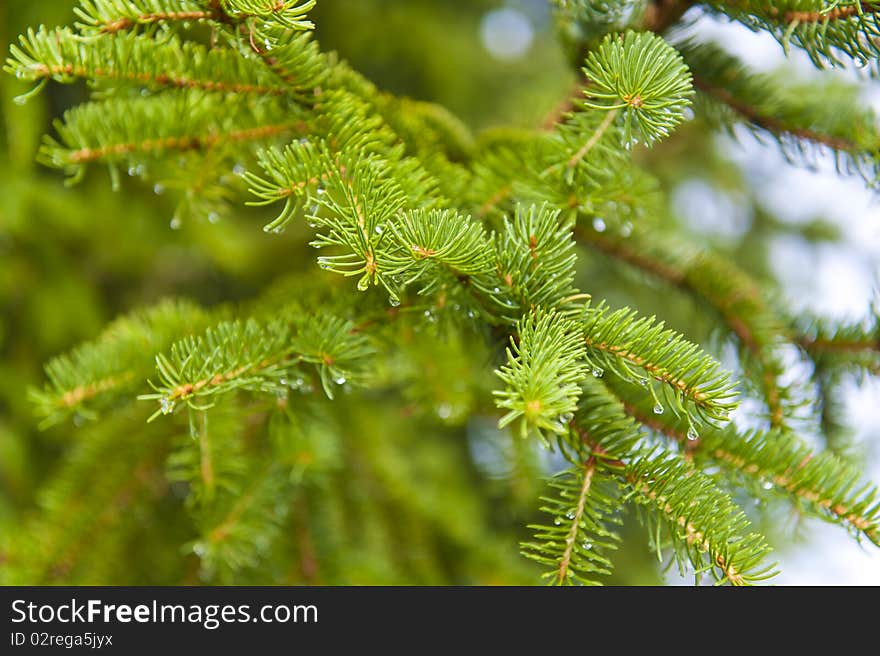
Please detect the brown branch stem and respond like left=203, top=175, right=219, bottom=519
left=692, top=75, right=855, bottom=151
left=67, top=120, right=306, bottom=164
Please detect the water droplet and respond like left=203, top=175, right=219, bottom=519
left=153, top=183, right=165, bottom=195
left=279, top=378, right=288, bottom=386
left=653, top=403, right=664, bottom=415
left=762, top=480, right=773, bottom=491
left=308, top=205, right=319, bottom=215
left=582, top=541, right=593, bottom=550
left=565, top=511, right=575, bottom=520
left=389, top=295, right=401, bottom=307
left=208, top=211, right=220, bottom=224
left=554, top=517, right=563, bottom=526
left=334, top=376, right=347, bottom=385
left=264, top=38, right=272, bottom=51
left=466, top=309, right=475, bottom=318
left=169, top=217, right=182, bottom=230
left=318, top=261, right=331, bottom=270
left=233, top=163, right=245, bottom=175
left=592, top=367, right=604, bottom=378
left=160, top=397, right=175, bottom=415
left=436, top=403, right=452, bottom=419
left=316, top=186, right=325, bottom=195
left=592, top=217, right=606, bottom=232
left=298, top=138, right=310, bottom=146
left=493, top=287, right=500, bottom=293
left=620, top=221, right=632, bottom=237
left=424, top=309, right=436, bottom=322
left=374, top=225, right=383, bottom=234
left=686, top=426, right=699, bottom=441
left=357, top=277, right=370, bottom=291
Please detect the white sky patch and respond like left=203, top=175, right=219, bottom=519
left=480, top=7, right=534, bottom=61
left=672, top=178, right=753, bottom=240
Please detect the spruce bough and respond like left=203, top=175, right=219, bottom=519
left=4, top=0, right=880, bottom=585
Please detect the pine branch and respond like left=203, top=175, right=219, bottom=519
left=192, top=461, right=294, bottom=582
left=7, top=28, right=293, bottom=99
left=620, top=393, right=880, bottom=544
left=167, top=405, right=250, bottom=507
left=678, top=41, right=880, bottom=184
left=469, top=140, right=533, bottom=217
left=813, top=367, right=860, bottom=457
left=706, top=1, right=880, bottom=68
left=521, top=460, right=621, bottom=585
left=624, top=451, right=775, bottom=584
left=246, top=89, right=435, bottom=233
left=304, top=156, right=411, bottom=294
left=6, top=408, right=169, bottom=584
left=10, top=0, right=880, bottom=588
left=28, top=299, right=211, bottom=428
left=643, top=0, right=695, bottom=31
left=564, top=108, right=620, bottom=171
left=230, top=19, right=328, bottom=90
left=141, top=313, right=374, bottom=417
left=475, top=204, right=582, bottom=322
left=580, top=299, right=738, bottom=426
left=66, top=119, right=302, bottom=165
left=579, top=31, right=694, bottom=146
left=385, top=208, right=494, bottom=296
left=495, top=310, right=588, bottom=441
left=75, top=0, right=315, bottom=34
left=40, top=90, right=306, bottom=186
left=693, top=76, right=854, bottom=151
left=568, top=383, right=774, bottom=585
left=573, top=220, right=790, bottom=428
left=539, top=31, right=693, bottom=187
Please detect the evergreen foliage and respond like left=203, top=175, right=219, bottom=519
left=3, top=0, right=880, bottom=585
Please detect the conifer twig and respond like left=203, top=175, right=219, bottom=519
left=65, top=120, right=306, bottom=164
